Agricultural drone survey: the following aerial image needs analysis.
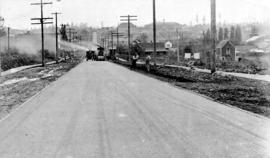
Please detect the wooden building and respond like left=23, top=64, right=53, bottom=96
left=216, top=40, right=236, bottom=61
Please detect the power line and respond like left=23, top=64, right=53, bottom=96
left=31, top=0, right=53, bottom=67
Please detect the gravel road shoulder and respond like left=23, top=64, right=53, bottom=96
left=0, top=59, right=81, bottom=120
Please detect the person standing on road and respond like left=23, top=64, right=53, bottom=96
left=90, top=51, right=94, bottom=61
left=130, top=53, right=139, bottom=70
left=86, top=50, right=91, bottom=61
left=145, top=54, right=151, bottom=72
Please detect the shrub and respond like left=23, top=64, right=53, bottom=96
left=38, top=49, right=56, bottom=61
left=1, top=48, right=40, bottom=71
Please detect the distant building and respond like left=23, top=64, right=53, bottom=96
left=165, top=41, right=173, bottom=49
left=216, top=40, right=236, bottom=61
left=138, top=42, right=169, bottom=56
left=92, top=32, right=97, bottom=44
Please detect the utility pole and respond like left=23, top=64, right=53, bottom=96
left=176, top=29, right=180, bottom=63
left=153, top=0, right=157, bottom=65
left=7, top=27, right=10, bottom=54
left=112, top=30, right=124, bottom=55
left=31, top=0, right=53, bottom=67
left=72, top=31, right=77, bottom=41
left=67, top=27, right=75, bottom=42
left=52, top=12, right=61, bottom=63
left=116, top=27, right=119, bottom=52
left=112, top=28, right=124, bottom=54
left=101, top=38, right=105, bottom=48
left=111, top=31, right=114, bottom=51
left=211, top=0, right=216, bottom=73
left=0, top=16, right=4, bottom=76
left=120, top=15, right=137, bottom=62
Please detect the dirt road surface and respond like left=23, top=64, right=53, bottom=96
left=0, top=61, right=270, bottom=158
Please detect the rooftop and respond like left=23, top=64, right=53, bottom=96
left=217, top=40, right=234, bottom=49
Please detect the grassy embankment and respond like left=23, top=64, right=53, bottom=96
left=1, top=48, right=56, bottom=71
left=114, top=59, right=270, bottom=118
left=0, top=50, right=83, bottom=119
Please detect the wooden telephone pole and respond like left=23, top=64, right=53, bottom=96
left=0, top=16, right=4, bottom=76
left=7, top=27, right=10, bottom=54
left=176, top=29, right=180, bottom=63
left=31, top=0, right=53, bottom=67
left=52, top=12, right=61, bottom=64
left=111, top=31, right=114, bottom=51
left=112, top=28, right=124, bottom=54
left=101, top=27, right=113, bottom=49
left=120, top=15, right=137, bottom=62
left=153, top=0, right=157, bottom=65
left=211, top=0, right=216, bottom=73
left=67, top=27, right=75, bottom=42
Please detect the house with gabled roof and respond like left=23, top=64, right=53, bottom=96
left=216, top=40, right=236, bottom=61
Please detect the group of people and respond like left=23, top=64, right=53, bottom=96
left=86, top=50, right=94, bottom=61
left=130, top=53, right=151, bottom=72
left=86, top=49, right=152, bottom=71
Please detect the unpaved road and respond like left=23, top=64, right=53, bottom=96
left=0, top=61, right=270, bottom=158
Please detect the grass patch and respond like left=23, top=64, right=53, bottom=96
left=1, top=48, right=56, bottom=71
left=114, top=59, right=270, bottom=118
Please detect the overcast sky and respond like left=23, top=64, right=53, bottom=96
left=0, top=0, right=270, bottom=29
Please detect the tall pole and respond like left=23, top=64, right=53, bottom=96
left=176, top=29, right=180, bottom=63
left=101, top=38, right=105, bottom=48
left=111, top=31, right=114, bottom=50
left=52, top=12, right=61, bottom=64
left=153, top=0, right=157, bottom=65
left=68, top=28, right=72, bottom=42
left=211, top=0, right=216, bottom=73
left=120, top=15, right=137, bottom=62
left=67, top=28, right=75, bottom=42
left=7, top=27, right=10, bottom=54
left=116, top=27, right=119, bottom=53
left=40, top=0, right=45, bottom=66
left=0, top=16, right=4, bottom=76
left=31, top=0, right=53, bottom=67
left=112, top=29, right=124, bottom=55
left=127, top=16, right=131, bottom=61
left=72, top=32, right=76, bottom=41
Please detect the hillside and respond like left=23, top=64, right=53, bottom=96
left=116, top=22, right=208, bottom=43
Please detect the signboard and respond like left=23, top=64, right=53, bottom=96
left=185, top=53, right=191, bottom=59
left=194, top=53, right=200, bottom=59
left=165, top=41, right=172, bottom=49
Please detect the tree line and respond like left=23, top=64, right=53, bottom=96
left=202, top=25, right=242, bottom=45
